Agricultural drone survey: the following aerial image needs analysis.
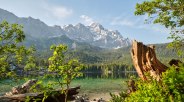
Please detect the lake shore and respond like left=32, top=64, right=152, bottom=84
left=0, top=78, right=126, bottom=101
left=76, top=91, right=120, bottom=101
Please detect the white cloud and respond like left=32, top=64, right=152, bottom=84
left=111, top=19, right=134, bottom=26
left=111, top=16, right=170, bottom=34
left=51, top=6, right=73, bottom=19
left=110, top=17, right=135, bottom=27
left=80, top=15, right=95, bottom=25
left=138, top=24, right=170, bottom=34
left=41, top=1, right=73, bottom=19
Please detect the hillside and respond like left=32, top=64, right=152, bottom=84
left=0, top=8, right=131, bottom=49
left=0, top=8, right=179, bottom=68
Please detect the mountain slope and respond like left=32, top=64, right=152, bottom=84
left=0, top=8, right=131, bottom=49
left=63, top=23, right=131, bottom=48
left=0, top=8, right=65, bottom=38
left=0, top=8, right=179, bottom=66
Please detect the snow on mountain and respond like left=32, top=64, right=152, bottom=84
left=0, top=8, right=131, bottom=49
left=63, top=22, right=131, bottom=48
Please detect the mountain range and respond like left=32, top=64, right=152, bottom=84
left=0, top=8, right=131, bottom=49
left=0, top=8, right=179, bottom=66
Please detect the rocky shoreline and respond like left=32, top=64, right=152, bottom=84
left=74, top=94, right=106, bottom=102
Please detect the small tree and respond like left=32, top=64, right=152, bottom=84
left=48, top=44, right=82, bottom=102
left=24, top=47, right=37, bottom=77
left=0, top=20, right=35, bottom=79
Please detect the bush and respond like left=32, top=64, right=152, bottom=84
left=110, top=64, right=184, bottom=102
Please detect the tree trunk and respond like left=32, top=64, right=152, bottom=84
left=131, top=40, right=168, bottom=81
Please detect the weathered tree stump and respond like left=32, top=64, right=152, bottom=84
left=131, top=40, right=168, bottom=81
left=127, top=79, right=136, bottom=94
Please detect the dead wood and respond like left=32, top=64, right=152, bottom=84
left=0, top=86, right=80, bottom=102
left=131, top=40, right=168, bottom=81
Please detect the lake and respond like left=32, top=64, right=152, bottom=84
left=80, top=71, right=137, bottom=79
left=0, top=71, right=137, bottom=96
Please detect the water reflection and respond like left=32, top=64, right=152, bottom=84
left=80, top=71, right=137, bottom=79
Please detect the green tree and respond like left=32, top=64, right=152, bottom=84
left=0, top=21, right=22, bottom=78
left=24, top=47, right=37, bottom=77
left=135, top=0, right=184, bottom=57
left=48, top=44, right=82, bottom=102
left=0, top=20, right=35, bottom=79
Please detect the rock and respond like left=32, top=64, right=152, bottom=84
left=74, top=94, right=90, bottom=102
left=98, top=98, right=105, bottom=102
left=81, top=98, right=85, bottom=102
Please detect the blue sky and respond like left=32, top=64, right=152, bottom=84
left=0, top=0, right=171, bottom=44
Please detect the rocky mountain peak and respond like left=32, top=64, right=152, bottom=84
left=63, top=24, right=74, bottom=28
left=75, top=23, right=85, bottom=28
left=90, top=23, right=104, bottom=31
left=0, top=8, right=131, bottom=49
left=61, top=22, right=131, bottom=48
left=53, top=25, right=62, bottom=29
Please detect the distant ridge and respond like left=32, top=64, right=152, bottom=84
left=0, top=8, right=131, bottom=49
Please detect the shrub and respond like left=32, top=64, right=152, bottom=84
left=110, top=64, right=184, bottom=102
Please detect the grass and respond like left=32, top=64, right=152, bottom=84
left=0, top=78, right=127, bottom=95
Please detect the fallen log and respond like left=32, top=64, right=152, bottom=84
left=131, top=40, right=168, bottom=81
left=0, top=86, right=80, bottom=102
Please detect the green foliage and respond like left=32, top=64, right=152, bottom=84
left=125, top=79, right=167, bottom=102
left=167, top=31, right=184, bottom=58
left=162, top=64, right=184, bottom=100
left=110, top=64, right=184, bottom=102
left=135, top=0, right=184, bottom=58
left=0, top=20, right=35, bottom=79
left=110, top=91, right=128, bottom=102
left=135, top=0, right=184, bottom=28
left=48, top=44, right=83, bottom=102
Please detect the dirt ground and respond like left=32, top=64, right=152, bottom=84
left=76, top=91, right=120, bottom=101
left=88, top=92, right=119, bottom=101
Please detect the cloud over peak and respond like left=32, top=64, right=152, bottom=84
left=80, top=15, right=95, bottom=25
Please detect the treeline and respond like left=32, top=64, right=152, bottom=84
left=14, top=60, right=136, bottom=78
left=80, top=64, right=137, bottom=78
left=82, top=64, right=135, bottom=73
